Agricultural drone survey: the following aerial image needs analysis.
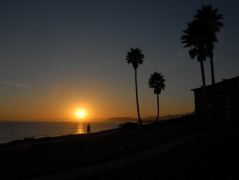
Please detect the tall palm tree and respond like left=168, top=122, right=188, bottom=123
left=181, top=20, right=207, bottom=87
left=126, top=48, right=144, bottom=126
left=148, top=72, right=165, bottom=122
left=182, top=19, right=208, bottom=118
left=194, top=5, right=223, bottom=85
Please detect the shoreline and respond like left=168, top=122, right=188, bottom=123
left=0, top=121, right=122, bottom=145
left=0, top=126, right=121, bottom=147
left=1, top=118, right=238, bottom=179
left=0, top=119, right=193, bottom=179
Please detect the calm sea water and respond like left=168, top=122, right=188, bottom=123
left=0, top=121, right=119, bottom=144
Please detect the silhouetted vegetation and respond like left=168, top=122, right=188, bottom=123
left=126, top=48, right=144, bottom=126
left=181, top=5, right=223, bottom=86
left=182, top=17, right=207, bottom=88
left=181, top=5, right=223, bottom=120
left=119, top=122, right=138, bottom=129
left=193, top=5, right=223, bottom=85
left=148, top=72, right=166, bottom=122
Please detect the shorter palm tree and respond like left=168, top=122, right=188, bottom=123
left=148, top=72, right=165, bottom=122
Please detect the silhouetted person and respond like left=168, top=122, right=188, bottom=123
left=87, top=124, right=91, bottom=134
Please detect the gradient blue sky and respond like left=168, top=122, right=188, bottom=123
left=0, top=0, right=239, bottom=120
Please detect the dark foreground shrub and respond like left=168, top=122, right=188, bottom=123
left=119, top=122, right=138, bottom=129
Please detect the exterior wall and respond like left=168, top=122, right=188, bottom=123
left=192, top=76, right=239, bottom=125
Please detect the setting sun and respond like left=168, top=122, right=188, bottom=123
left=75, top=109, right=87, bottom=119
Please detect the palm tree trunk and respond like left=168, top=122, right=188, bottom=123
left=155, top=94, right=159, bottom=122
left=135, top=69, right=142, bottom=126
left=210, top=53, right=215, bottom=85
left=200, top=60, right=206, bottom=125
left=200, top=60, right=206, bottom=87
left=210, top=53, right=216, bottom=123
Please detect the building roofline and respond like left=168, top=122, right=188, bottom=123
left=191, top=76, right=239, bottom=91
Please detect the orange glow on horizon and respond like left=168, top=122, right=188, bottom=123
left=0, top=97, right=194, bottom=121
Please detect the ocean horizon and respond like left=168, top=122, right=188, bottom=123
left=0, top=121, right=120, bottom=144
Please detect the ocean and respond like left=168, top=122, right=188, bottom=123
left=0, top=121, right=120, bottom=144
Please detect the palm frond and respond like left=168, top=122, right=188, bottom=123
left=148, top=72, right=166, bottom=94
left=126, top=48, right=144, bottom=69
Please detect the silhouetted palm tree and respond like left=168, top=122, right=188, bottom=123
left=194, top=5, right=223, bottom=85
left=182, top=15, right=209, bottom=119
left=148, top=72, right=165, bottom=122
left=182, top=20, right=207, bottom=88
left=126, top=48, right=144, bottom=126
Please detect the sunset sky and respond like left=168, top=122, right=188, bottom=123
left=0, top=0, right=239, bottom=121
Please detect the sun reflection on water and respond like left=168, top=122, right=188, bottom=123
left=77, top=123, right=85, bottom=134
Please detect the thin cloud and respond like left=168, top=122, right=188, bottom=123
left=1, top=81, right=31, bottom=88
